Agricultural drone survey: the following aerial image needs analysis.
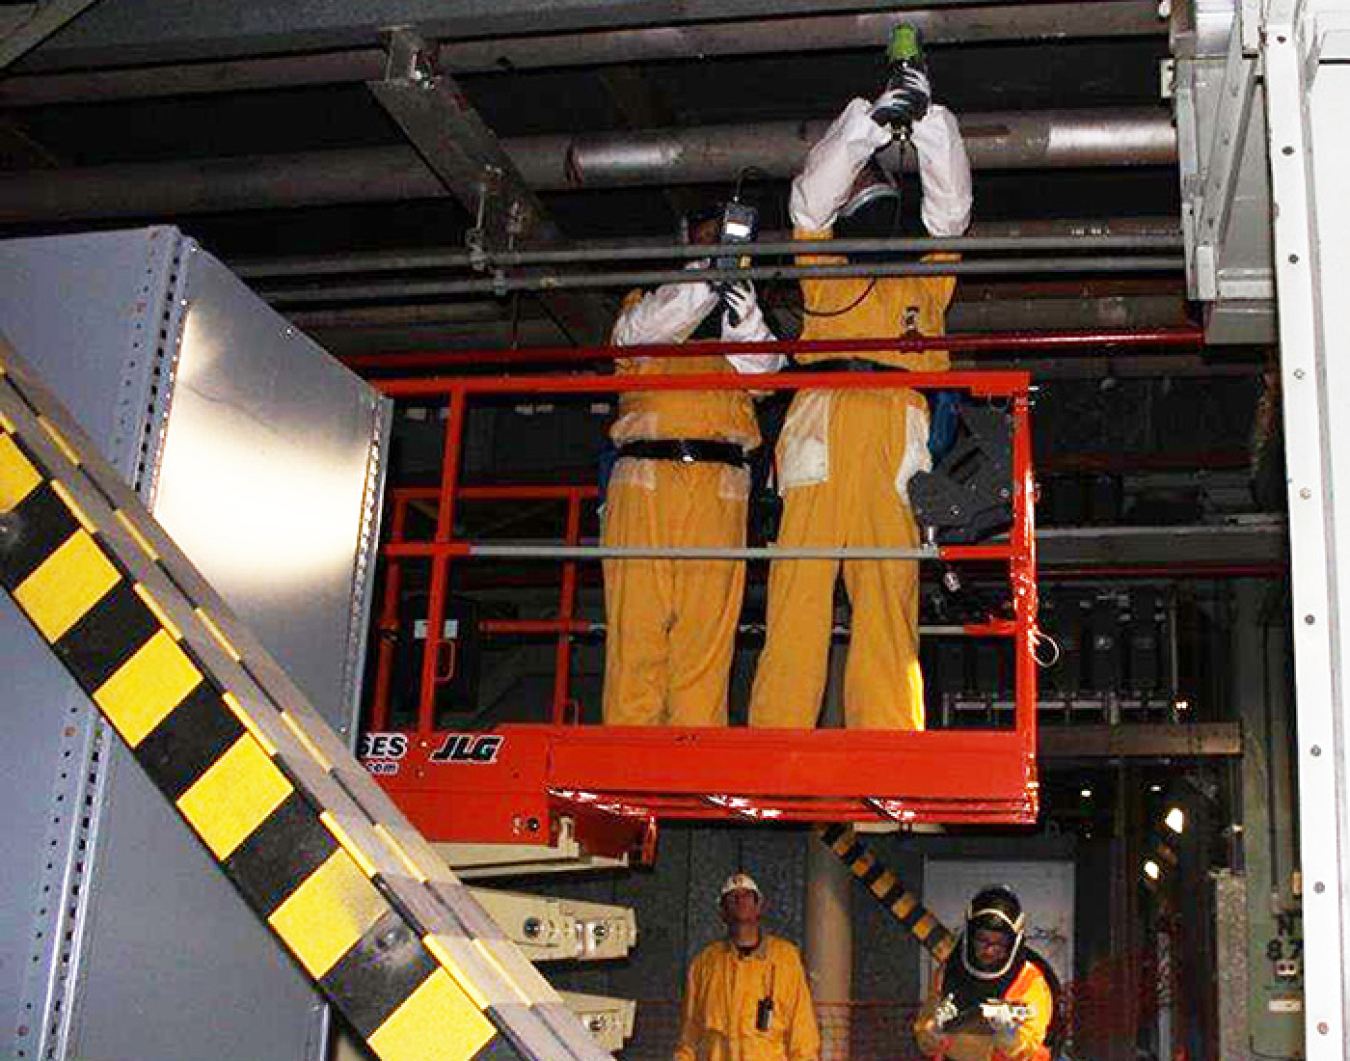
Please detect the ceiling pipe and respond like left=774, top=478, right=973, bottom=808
left=530, top=109, right=1177, bottom=188
left=0, top=109, right=1176, bottom=223
left=237, top=219, right=1183, bottom=280
left=0, top=2, right=1164, bottom=106
left=259, top=256, right=1185, bottom=305
left=241, top=233, right=1183, bottom=281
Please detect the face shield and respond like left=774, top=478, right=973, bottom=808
left=959, top=887, right=1026, bottom=981
left=833, top=159, right=902, bottom=240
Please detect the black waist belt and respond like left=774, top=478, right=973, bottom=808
left=801, top=358, right=907, bottom=373
left=616, top=439, right=748, bottom=468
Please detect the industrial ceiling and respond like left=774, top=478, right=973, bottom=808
left=0, top=0, right=1191, bottom=352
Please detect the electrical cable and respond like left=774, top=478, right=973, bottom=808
left=1032, top=628, right=1062, bottom=668
left=795, top=278, right=879, bottom=321
left=790, top=133, right=910, bottom=321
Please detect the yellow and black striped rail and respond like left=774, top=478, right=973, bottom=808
left=0, top=339, right=607, bottom=1061
left=819, top=823, right=956, bottom=962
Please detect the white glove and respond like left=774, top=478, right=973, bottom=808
left=909, top=103, right=973, bottom=237
left=933, top=996, right=959, bottom=1031
left=870, top=67, right=932, bottom=128
left=611, top=262, right=720, bottom=346
left=721, top=282, right=786, bottom=372
left=982, top=1002, right=1023, bottom=1045
left=789, top=98, right=893, bottom=232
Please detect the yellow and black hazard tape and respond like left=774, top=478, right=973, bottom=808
left=0, top=341, right=607, bottom=1061
left=818, top=823, right=956, bottom=963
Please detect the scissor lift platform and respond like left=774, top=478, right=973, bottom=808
left=359, top=345, right=1042, bottom=860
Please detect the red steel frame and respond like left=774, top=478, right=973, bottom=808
left=360, top=335, right=1056, bottom=858
left=370, top=482, right=596, bottom=729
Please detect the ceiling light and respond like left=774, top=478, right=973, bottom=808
left=1143, top=859, right=1161, bottom=881
left=1165, top=807, right=1185, bottom=834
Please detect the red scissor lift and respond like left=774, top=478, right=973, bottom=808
left=359, top=333, right=1050, bottom=860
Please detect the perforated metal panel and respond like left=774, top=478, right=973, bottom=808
left=0, top=227, right=390, bottom=1061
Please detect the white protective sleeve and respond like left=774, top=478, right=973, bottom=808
left=789, top=99, right=974, bottom=238
left=788, top=98, right=892, bottom=232
left=722, top=290, right=786, bottom=374
left=610, top=270, right=721, bottom=346
left=909, top=103, right=973, bottom=237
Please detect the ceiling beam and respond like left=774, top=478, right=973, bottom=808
left=0, top=0, right=105, bottom=70
left=1, top=1, right=1163, bottom=105
left=1036, top=521, right=1285, bottom=567
left=369, top=29, right=557, bottom=243
left=20, top=0, right=1162, bottom=71
left=0, top=116, right=62, bottom=168
left=1039, top=723, right=1242, bottom=761
left=367, top=29, right=606, bottom=341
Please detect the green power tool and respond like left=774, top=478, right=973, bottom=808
left=887, top=23, right=925, bottom=69
left=874, top=23, right=930, bottom=130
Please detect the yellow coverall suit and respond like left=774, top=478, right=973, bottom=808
left=749, top=249, right=954, bottom=730
left=913, top=959, right=1054, bottom=1061
left=675, top=936, right=822, bottom=1061
left=602, top=283, right=780, bottom=726
left=748, top=96, right=971, bottom=731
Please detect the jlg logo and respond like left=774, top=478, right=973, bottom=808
left=429, top=733, right=505, bottom=764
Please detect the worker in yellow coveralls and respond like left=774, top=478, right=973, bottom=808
left=914, top=886, right=1063, bottom=1061
left=749, top=64, right=972, bottom=730
left=676, top=873, right=822, bottom=1061
left=602, top=212, right=783, bottom=726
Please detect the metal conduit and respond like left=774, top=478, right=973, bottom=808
left=261, top=256, right=1184, bottom=305
left=236, top=219, right=1183, bottom=278
left=0, top=109, right=1176, bottom=222
left=239, top=232, right=1184, bottom=279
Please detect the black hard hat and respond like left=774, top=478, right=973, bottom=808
left=968, top=885, right=1024, bottom=933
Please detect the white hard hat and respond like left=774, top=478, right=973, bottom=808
left=719, top=873, right=761, bottom=901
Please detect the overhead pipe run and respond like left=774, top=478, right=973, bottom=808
left=0, top=109, right=1176, bottom=223
left=260, top=256, right=1184, bottom=306
left=236, top=219, right=1184, bottom=279
left=241, top=233, right=1183, bottom=280
left=529, top=109, right=1176, bottom=188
